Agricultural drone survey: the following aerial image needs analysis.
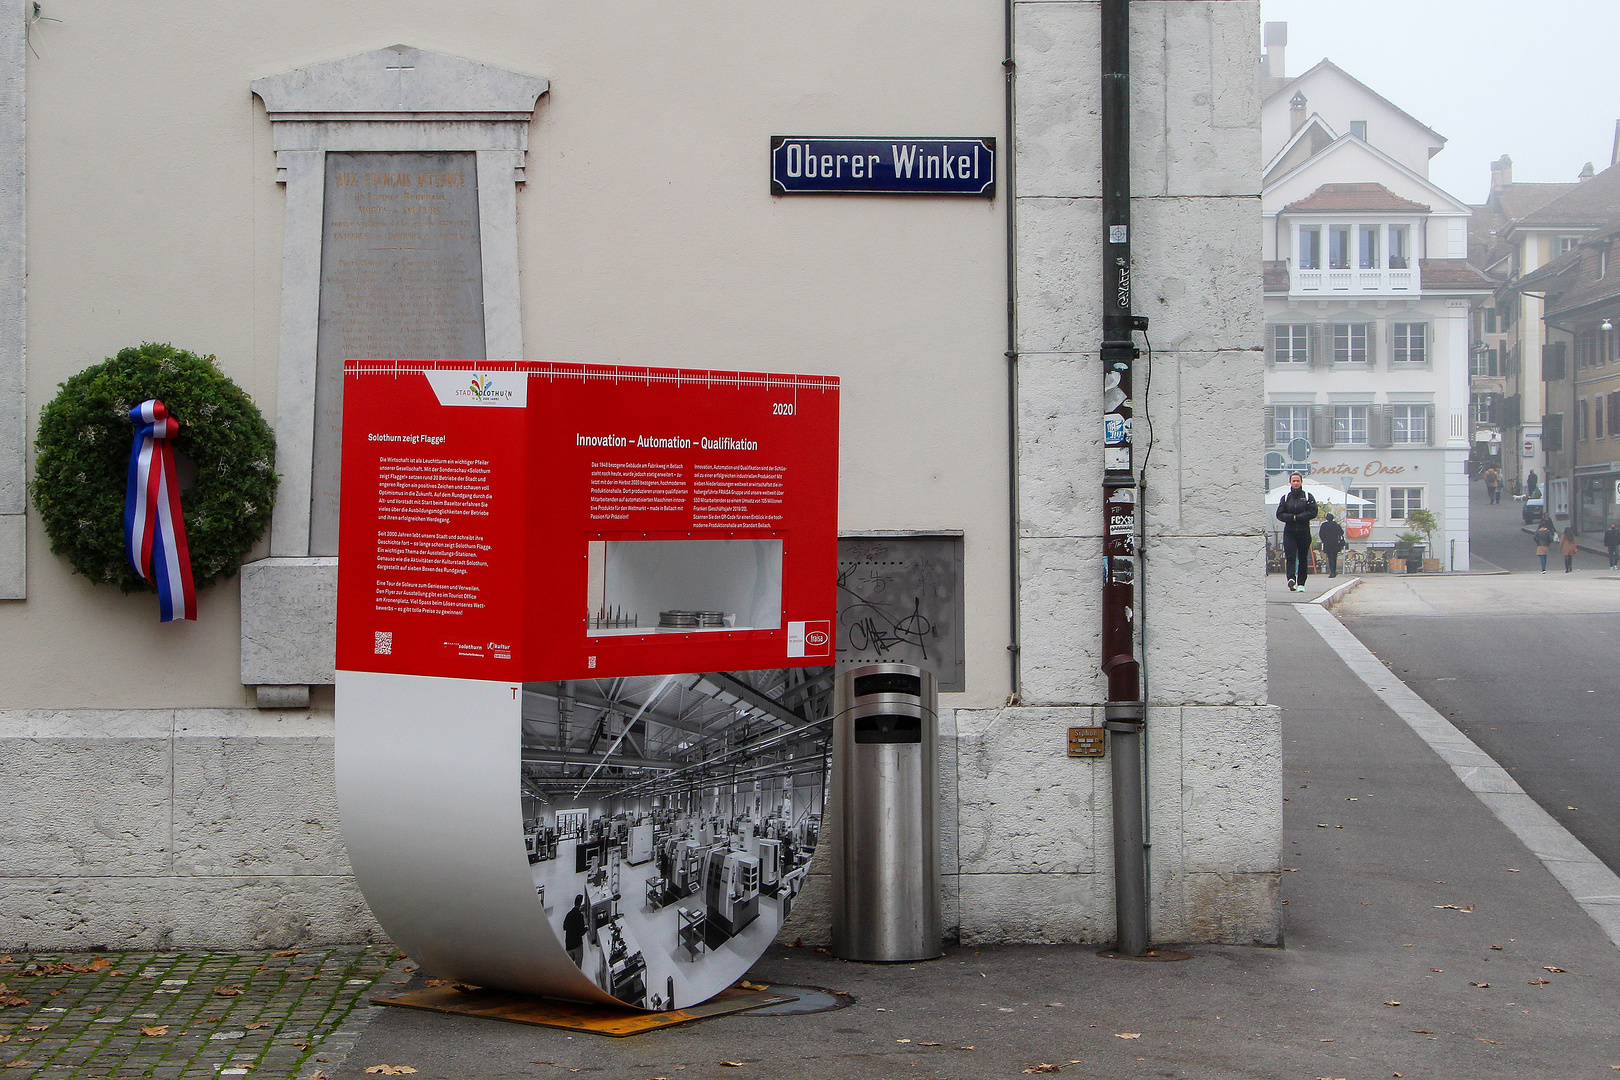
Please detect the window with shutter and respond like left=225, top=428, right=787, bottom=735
left=1264, top=406, right=1276, bottom=447
left=1332, top=404, right=1369, bottom=445
left=1596, top=394, right=1605, bottom=439
left=1391, top=404, right=1430, bottom=444
left=1392, top=323, right=1427, bottom=364
left=1272, top=324, right=1308, bottom=364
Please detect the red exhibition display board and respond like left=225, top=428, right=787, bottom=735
left=336, top=360, right=840, bottom=682
left=335, top=360, right=840, bottom=1010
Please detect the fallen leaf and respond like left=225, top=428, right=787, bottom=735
left=738, top=980, right=768, bottom=991
left=1319, top=1038, right=1335, bottom=1042
left=1114, top=1033, right=1141, bottom=1039
left=140, top=1026, right=169, bottom=1036
left=363, top=1068, right=418, bottom=1076
left=272, top=950, right=302, bottom=958
left=4, top=1061, right=34, bottom=1069
left=1430, top=968, right=1443, bottom=973
left=244, top=1022, right=270, bottom=1030
left=896, top=1039, right=910, bottom=1044
left=1544, top=966, right=1567, bottom=973
left=1471, top=982, right=1491, bottom=989
left=719, top=1063, right=747, bottom=1069
left=1023, top=1066, right=1065, bottom=1074
left=1386, top=997, right=1403, bottom=1006
left=213, top=985, right=244, bottom=996
left=919, top=1042, right=942, bottom=1046
left=1410, top=1030, right=1433, bottom=1034
left=299, top=975, right=320, bottom=982
left=1434, top=905, right=1474, bottom=912
left=958, top=1046, right=975, bottom=1050
left=1477, top=1038, right=1504, bottom=1045
left=1490, top=945, right=1503, bottom=950
left=0, top=997, right=28, bottom=1008
left=1529, top=977, right=1551, bottom=985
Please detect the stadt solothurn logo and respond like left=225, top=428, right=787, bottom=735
left=457, top=373, right=514, bottom=402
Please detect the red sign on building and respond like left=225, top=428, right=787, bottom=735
left=337, top=360, right=840, bottom=682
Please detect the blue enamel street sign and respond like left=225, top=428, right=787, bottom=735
left=771, top=137, right=996, bottom=196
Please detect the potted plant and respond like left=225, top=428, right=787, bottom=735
left=1395, top=531, right=1426, bottom=573
left=1405, top=508, right=1440, bottom=571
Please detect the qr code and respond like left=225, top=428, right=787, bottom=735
left=374, top=631, right=393, bottom=655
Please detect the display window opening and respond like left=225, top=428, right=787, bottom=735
left=586, top=538, right=784, bottom=636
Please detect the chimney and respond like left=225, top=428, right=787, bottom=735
left=1580, top=162, right=1596, bottom=182
left=1490, top=155, right=1513, bottom=194
left=1289, top=92, right=1307, bottom=135
left=1263, top=21, right=1287, bottom=79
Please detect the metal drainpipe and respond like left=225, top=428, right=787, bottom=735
left=1004, top=0, right=1022, bottom=700
left=1100, top=0, right=1148, bottom=957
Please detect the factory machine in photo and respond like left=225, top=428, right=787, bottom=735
left=519, top=667, right=831, bottom=1010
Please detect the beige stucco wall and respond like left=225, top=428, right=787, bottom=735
left=2, top=0, right=1009, bottom=712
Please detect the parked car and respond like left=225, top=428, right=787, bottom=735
left=1522, top=496, right=1545, bottom=524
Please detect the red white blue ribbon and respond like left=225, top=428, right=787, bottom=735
left=124, top=399, right=197, bottom=622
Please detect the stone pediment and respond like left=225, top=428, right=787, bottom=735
left=252, top=45, right=548, bottom=119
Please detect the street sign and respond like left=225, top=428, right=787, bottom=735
left=771, top=137, right=996, bottom=196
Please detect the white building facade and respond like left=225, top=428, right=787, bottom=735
left=1260, top=53, right=1488, bottom=568
left=0, top=1, right=1275, bottom=950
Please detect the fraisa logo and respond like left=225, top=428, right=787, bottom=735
left=805, top=629, right=830, bottom=648
left=423, top=369, right=529, bottom=408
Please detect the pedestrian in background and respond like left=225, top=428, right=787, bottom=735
left=1605, top=521, right=1619, bottom=569
left=1484, top=466, right=1501, bottom=505
left=1319, top=513, right=1345, bottom=579
left=1276, top=472, right=1318, bottom=592
left=1528, top=470, right=1540, bottom=498
left=1534, top=519, right=1554, bottom=574
left=1561, top=526, right=1578, bottom=574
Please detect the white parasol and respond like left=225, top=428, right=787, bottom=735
left=1266, top=483, right=1373, bottom=512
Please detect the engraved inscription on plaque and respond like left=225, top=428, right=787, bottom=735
left=309, top=151, right=486, bottom=554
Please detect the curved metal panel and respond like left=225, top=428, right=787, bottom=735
left=336, top=670, right=615, bottom=1003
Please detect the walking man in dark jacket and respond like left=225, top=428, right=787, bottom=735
left=1606, top=522, right=1620, bottom=569
left=1276, top=472, right=1319, bottom=592
left=1319, top=513, right=1346, bottom=578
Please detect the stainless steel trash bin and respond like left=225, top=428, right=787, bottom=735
left=830, top=662, right=942, bottom=962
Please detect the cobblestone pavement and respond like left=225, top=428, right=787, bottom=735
left=0, top=948, right=403, bottom=1080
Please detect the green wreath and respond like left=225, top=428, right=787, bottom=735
left=32, top=343, right=278, bottom=593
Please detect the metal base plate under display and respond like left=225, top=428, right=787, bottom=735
left=372, top=983, right=796, bottom=1036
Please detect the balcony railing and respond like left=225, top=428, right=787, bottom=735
left=1293, top=268, right=1416, bottom=295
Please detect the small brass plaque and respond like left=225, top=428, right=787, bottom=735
left=1068, top=727, right=1106, bottom=758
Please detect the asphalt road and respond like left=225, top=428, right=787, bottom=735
left=1338, top=482, right=1620, bottom=873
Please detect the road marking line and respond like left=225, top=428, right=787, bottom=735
left=1295, top=601, right=1620, bottom=952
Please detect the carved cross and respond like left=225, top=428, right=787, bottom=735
left=384, top=56, right=415, bottom=99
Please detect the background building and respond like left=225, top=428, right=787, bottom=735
left=0, top=1, right=1274, bottom=950
left=1259, top=36, right=1490, bottom=567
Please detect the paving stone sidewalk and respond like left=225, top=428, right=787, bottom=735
left=0, top=947, right=403, bottom=1080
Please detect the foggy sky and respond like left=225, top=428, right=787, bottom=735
left=1259, top=0, right=1620, bottom=204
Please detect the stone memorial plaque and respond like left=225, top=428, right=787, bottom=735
left=309, top=150, right=486, bottom=553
